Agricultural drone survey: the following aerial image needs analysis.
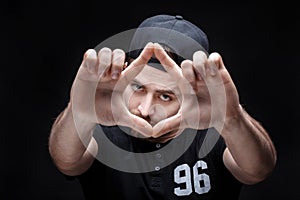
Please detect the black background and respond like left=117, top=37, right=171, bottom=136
left=1, top=0, right=299, bottom=199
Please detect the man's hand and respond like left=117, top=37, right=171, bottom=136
left=151, top=43, right=241, bottom=137
left=70, top=42, right=156, bottom=136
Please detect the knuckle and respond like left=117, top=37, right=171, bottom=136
left=98, top=51, right=112, bottom=66
left=113, top=48, right=125, bottom=55
left=98, top=48, right=112, bottom=62
left=84, top=49, right=96, bottom=58
left=84, top=49, right=97, bottom=61
left=113, top=52, right=125, bottom=66
left=208, top=52, right=222, bottom=63
left=193, top=50, right=207, bottom=60
left=99, top=47, right=112, bottom=55
left=181, top=60, right=193, bottom=68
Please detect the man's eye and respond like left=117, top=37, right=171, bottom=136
left=131, top=83, right=144, bottom=91
left=159, top=94, right=171, bottom=102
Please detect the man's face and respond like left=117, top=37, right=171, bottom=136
left=124, top=64, right=181, bottom=127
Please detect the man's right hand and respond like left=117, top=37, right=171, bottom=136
left=70, top=42, right=155, bottom=137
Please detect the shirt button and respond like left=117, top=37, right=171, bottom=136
left=155, top=166, right=160, bottom=171
left=156, top=143, right=161, bottom=148
left=175, top=15, right=183, bottom=20
left=156, top=153, right=162, bottom=159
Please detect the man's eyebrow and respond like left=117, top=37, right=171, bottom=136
left=132, top=79, right=176, bottom=95
left=155, top=89, right=176, bottom=95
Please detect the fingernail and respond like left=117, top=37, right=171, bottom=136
left=111, top=71, right=120, bottom=79
left=209, top=66, right=217, bottom=76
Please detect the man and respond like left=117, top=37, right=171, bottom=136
left=48, top=14, right=277, bottom=199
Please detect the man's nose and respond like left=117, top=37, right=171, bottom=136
left=138, top=94, right=154, bottom=117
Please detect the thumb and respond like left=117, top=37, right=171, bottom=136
left=120, top=112, right=153, bottom=138
left=152, top=113, right=182, bottom=138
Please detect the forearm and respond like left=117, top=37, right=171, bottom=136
left=221, top=105, right=277, bottom=179
left=48, top=102, right=97, bottom=172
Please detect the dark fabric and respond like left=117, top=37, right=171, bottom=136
left=75, top=125, right=242, bottom=200
left=128, top=14, right=209, bottom=64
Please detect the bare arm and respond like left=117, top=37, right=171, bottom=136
left=222, top=105, right=277, bottom=184
left=48, top=48, right=103, bottom=176
left=48, top=47, right=112, bottom=176
left=48, top=102, right=98, bottom=176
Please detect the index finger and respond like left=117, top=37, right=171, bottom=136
left=153, top=43, right=193, bottom=94
left=152, top=113, right=182, bottom=137
left=122, top=42, right=154, bottom=80
left=115, top=42, right=154, bottom=90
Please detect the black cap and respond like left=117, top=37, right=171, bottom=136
left=128, top=14, right=209, bottom=64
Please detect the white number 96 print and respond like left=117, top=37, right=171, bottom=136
left=174, top=160, right=211, bottom=196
